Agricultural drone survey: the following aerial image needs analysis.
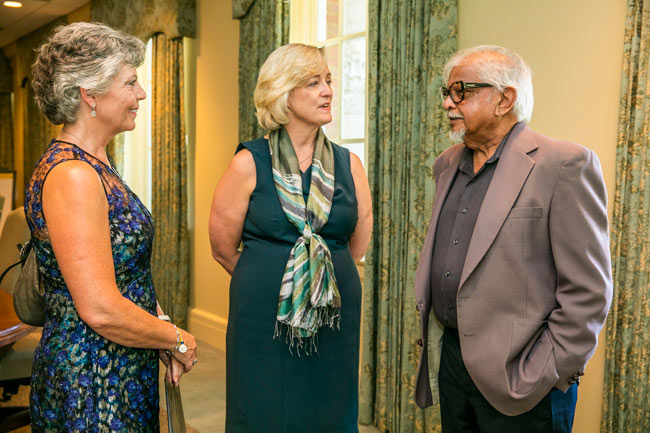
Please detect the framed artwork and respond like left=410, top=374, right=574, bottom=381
left=0, top=169, right=15, bottom=233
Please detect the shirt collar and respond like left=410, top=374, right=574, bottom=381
left=459, top=121, right=522, bottom=174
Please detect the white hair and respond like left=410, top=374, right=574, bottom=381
left=443, top=45, right=534, bottom=123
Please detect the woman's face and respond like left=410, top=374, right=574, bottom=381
left=286, top=65, right=332, bottom=130
left=92, top=64, right=146, bottom=135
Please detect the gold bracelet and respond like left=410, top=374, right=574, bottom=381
left=168, top=324, right=180, bottom=355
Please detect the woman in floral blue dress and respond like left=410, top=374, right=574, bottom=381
left=26, top=22, right=198, bottom=432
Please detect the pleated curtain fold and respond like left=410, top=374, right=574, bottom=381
left=359, top=1, right=457, bottom=432
left=0, top=53, right=12, bottom=172
left=232, top=0, right=289, bottom=143
left=150, top=33, right=190, bottom=328
left=15, top=19, right=66, bottom=195
left=0, top=93, right=12, bottom=171
left=601, top=1, right=650, bottom=432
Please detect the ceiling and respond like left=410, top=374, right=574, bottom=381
left=0, top=0, right=89, bottom=48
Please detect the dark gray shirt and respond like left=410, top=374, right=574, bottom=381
left=430, top=127, right=515, bottom=328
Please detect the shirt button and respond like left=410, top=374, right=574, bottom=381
left=448, top=304, right=453, bottom=310
left=444, top=271, right=450, bottom=277
left=452, top=239, right=459, bottom=245
left=461, top=208, right=468, bottom=214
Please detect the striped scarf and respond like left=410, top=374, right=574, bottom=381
left=270, top=127, right=340, bottom=353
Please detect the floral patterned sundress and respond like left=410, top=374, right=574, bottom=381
left=24, top=140, right=159, bottom=432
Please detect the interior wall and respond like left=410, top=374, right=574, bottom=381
left=186, top=0, right=239, bottom=350
left=457, top=1, right=627, bottom=432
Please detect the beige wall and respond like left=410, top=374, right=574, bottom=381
left=458, top=1, right=627, bottom=432
left=186, top=0, right=239, bottom=350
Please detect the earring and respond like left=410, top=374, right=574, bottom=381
left=91, top=105, right=96, bottom=117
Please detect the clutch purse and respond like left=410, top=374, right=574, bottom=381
left=12, top=240, right=45, bottom=326
left=164, top=379, right=186, bottom=433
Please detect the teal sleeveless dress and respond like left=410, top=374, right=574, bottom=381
left=226, top=137, right=361, bottom=433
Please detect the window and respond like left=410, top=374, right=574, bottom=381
left=290, top=0, right=367, bottom=166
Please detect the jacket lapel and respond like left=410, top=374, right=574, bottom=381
left=459, top=124, right=538, bottom=289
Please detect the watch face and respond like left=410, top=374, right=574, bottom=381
left=179, top=343, right=188, bottom=354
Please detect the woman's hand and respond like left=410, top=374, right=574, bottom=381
left=165, top=353, right=185, bottom=386
left=172, top=327, right=198, bottom=373
left=159, top=349, right=171, bottom=367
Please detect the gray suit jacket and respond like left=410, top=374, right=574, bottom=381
left=414, top=123, right=613, bottom=416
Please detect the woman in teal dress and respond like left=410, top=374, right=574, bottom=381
left=209, top=44, right=373, bottom=433
left=26, top=22, right=198, bottom=432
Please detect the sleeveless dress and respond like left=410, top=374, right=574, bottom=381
left=226, top=137, right=362, bottom=433
left=24, top=140, right=159, bottom=432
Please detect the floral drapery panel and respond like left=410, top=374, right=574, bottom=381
left=0, top=94, right=12, bottom=170
left=232, top=0, right=289, bottom=142
left=91, top=0, right=196, bottom=175
left=90, top=0, right=196, bottom=41
left=91, top=1, right=195, bottom=327
left=16, top=19, right=65, bottom=192
left=359, top=1, right=457, bottom=432
left=601, top=1, right=650, bottom=432
left=0, top=53, right=12, bottom=171
left=150, top=33, right=190, bottom=328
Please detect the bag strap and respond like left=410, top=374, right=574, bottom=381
left=0, top=242, right=29, bottom=286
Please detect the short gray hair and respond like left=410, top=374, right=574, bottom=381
left=32, top=22, right=145, bottom=125
left=443, top=45, right=534, bottom=123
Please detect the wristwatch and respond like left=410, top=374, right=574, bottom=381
left=169, top=324, right=188, bottom=355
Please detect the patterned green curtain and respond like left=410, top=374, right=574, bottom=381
left=601, top=1, right=650, bottom=432
left=90, top=0, right=196, bottom=41
left=150, top=33, right=189, bottom=328
left=16, top=19, right=66, bottom=191
left=23, top=83, right=60, bottom=189
left=91, top=0, right=194, bottom=175
left=0, top=94, right=12, bottom=170
left=359, top=1, right=457, bottom=432
left=232, top=0, right=289, bottom=142
left=0, top=53, right=12, bottom=170
left=91, top=1, right=195, bottom=326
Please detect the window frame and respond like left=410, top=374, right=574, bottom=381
left=289, top=0, right=369, bottom=166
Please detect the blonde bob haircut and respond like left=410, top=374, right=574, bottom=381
left=254, top=43, right=327, bottom=131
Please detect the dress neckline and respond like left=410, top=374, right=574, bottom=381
left=52, top=139, right=118, bottom=175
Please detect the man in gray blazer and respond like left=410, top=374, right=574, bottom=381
left=414, top=45, right=612, bottom=432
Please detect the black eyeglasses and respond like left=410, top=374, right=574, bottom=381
left=440, top=81, right=494, bottom=104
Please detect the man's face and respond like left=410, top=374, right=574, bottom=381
left=442, top=62, right=500, bottom=146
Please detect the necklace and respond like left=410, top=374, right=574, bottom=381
left=299, top=150, right=314, bottom=165
left=60, top=128, right=118, bottom=176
